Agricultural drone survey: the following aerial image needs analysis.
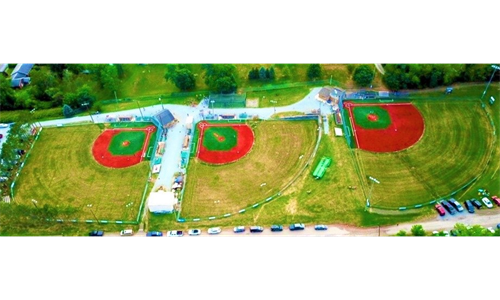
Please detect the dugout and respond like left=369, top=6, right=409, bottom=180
left=155, top=109, right=177, bottom=129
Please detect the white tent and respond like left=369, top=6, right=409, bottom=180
left=334, top=127, right=343, bottom=137
left=147, top=191, right=176, bottom=213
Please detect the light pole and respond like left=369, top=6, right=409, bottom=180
left=481, top=64, right=500, bottom=100
left=365, top=176, right=380, bottom=210
left=159, top=97, right=164, bottom=110
left=270, top=100, right=277, bottom=113
left=31, top=199, right=39, bottom=210
left=210, top=100, right=215, bottom=115
left=86, top=204, right=99, bottom=224
left=82, top=102, right=94, bottom=123
left=136, top=101, right=144, bottom=119
left=114, top=90, right=119, bottom=110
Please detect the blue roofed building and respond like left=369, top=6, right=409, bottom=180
left=11, top=63, right=34, bottom=88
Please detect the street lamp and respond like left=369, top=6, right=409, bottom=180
left=159, top=97, right=164, bottom=110
left=82, top=102, right=94, bottom=123
left=210, top=100, right=215, bottom=115
left=365, top=176, right=380, bottom=210
left=31, top=199, right=39, bottom=209
left=86, top=204, right=99, bottom=224
left=136, top=101, right=144, bottom=119
left=481, top=64, right=500, bottom=100
left=270, top=100, right=277, bottom=113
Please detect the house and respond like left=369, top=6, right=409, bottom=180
left=11, top=63, right=34, bottom=88
left=0, top=64, right=8, bottom=76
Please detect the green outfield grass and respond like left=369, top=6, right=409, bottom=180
left=351, top=100, right=494, bottom=208
left=181, top=120, right=317, bottom=218
left=13, top=125, right=150, bottom=222
left=108, top=131, right=146, bottom=155
left=202, top=127, right=238, bottom=151
left=352, top=106, right=392, bottom=129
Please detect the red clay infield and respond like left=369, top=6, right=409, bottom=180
left=92, top=125, right=156, bottom=168
left=344, top=102, right=424, bottom=152
left=196, top=121, right=255, bottom=164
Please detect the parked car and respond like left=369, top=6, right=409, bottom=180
left=146, top=231, right=163, bottom=237
left=233, top=226, right=245, bottom=233
left=491, top=195, right=500, bottom=206
left=497, top=224, right=500, bottom=230
left=120, top=229, right=133, bottom=236
left=471, top=198, right=483, bottom=209
left=167, top=230, right=183, bottom=237
left=434, top=203, right=446, bottom=216
left=482, top=197, right=494, bottom=209
left=448, top=198, right=464, bottom=212
left=249, top=226, right=264, bottom=233
left=440, top=200, right=456, bottom=215
left=188, top=229, right=201, bottom=236
left=464, top=200, right=475, bottom=213
left=207, top=227, right=221, bottom=235
left=89, top=230, right=104, bottom=236
left=270, top=225, right=283, bottom=232
left=289, top=223, right=305, bottom=231
left=314, top=225, right=328, bottom=231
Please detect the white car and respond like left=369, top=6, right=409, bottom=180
left=207, top=227, right=221, bottom=235
left=482, top=197, right=494, bottom=209
left=487, top=227, right=495, bottom=234
left=167, top=230, right=183, bottom=237
left=188, top=229, right=201, bottom=236
left=120, top=229, right=133, bottom=236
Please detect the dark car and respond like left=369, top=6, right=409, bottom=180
left=270, top=225, right=283, bottom=232
left=440, top=200, right=456, bottom=215
left=471, top=198, right=483, bottom=209
left=464, top=200, right=475, bottom=213
left=146, top=231, right=163, bottom=237
left=448, top=198, right=464, bottom=212
left=289, top=223, right=305, bottom=231
left=250, top=226, right=264, bottom=233
left=89, top=230, right=104, bottom=236
left=434, top=204, right=446, bottom=216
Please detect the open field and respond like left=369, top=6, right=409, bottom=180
left=13, top=125, right=150, bottom=221
left=349, top=100, right=494, bottom=208
left=181, top=120, right=317, bottom=218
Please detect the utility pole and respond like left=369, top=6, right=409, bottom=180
left=136, top=101, right=144, bottom=119
left=86, top=204, right=99, bottom=224
left=82, top=102, right=94, bottom=123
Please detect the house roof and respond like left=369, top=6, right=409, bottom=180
left=155, top=109, right=176, bottom=127
left=318, top=87, right=332, bottom=99
left=0, top=64, right=8, bottom=73
left=11, top=64, right=34, bottom=79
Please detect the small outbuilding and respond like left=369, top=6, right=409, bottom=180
left=147, top=190, right=177, bottom=214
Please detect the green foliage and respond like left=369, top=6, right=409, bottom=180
left=411, top=224, right=426, bottom=236
left=76, top=84, right=96, bottom=107
left=259, top=67, right=267, bottom=80
left=353, top=65, right=375, bottom=87
left=248, top=68, right=259, bottom=80
left=99, top=64, right=119, bottom=93
left=269, top=67, right=276, bottom=80
left=164, top=67, right=196, bottom=91
left=453, top=223, right=494, bottom=236
left=281, top=65, right=291, bottom=79
left=0, top=78, right=17, bottom=110
left=62, top=104, right=74, bottom=118
left=28, top=68, right=57, bottom=101
left=203, top=64, right=237, bottom=93
left=307, top=64, right=321, bottom=80
left=396, top=230, right=407, bottom=236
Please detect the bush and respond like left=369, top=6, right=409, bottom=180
left=62, top=104, right=74, bottom=118
left=411, top=225, right=426, bottom=236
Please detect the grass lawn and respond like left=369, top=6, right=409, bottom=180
left=351, top=100, right=493, bottom=208
left=13, top=125, right=150, bottom=222
left=181, top=120, right=318, bottom=218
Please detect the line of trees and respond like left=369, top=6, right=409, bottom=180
left=248, top=66, right=276, bottom=80
left=396, top=223, right=500, bottom=236
left=382, top=64, right=499, bottom=91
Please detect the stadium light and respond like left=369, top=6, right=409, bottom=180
left=86, top=204, right=99, bottom=224
left=159, top=97, right=164, bottom=110
left=210, top=100, right=215, bottom=114
left=481, top=65, right=500, bottom=100
left=270, top=100, right=277, bottom=113
left=366, top=176, right=380, bottom=210
left=82, top=102, right=94, bottom=123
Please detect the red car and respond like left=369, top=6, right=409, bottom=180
left=492, top=195, right=500, bottom=206
left=435, top=204, right=446, bottom=216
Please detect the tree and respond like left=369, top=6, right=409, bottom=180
left=62, top=104, right=74, bottom=118
left=268, top=67, right=276, bottom=80
left=99, top=64, right=119, bottom=93
left=49, top=64, right=67, bottom=78
left=411, top=225, right=426, bottom=236
left=307, top=64, right=321, bottom=80
left=353, top=65, right=375, bottom=87
left=28, top=68, right=57, bottom=101
left=281, top=65, right=292, bottom=79
left=63, top=92, right=78, bottom=108
left=76, top=84, right=96, bottom=107
left=164, top=67, right=196, bottom=91
left=248, top=68, right=259, bottom=80
left=259, top=67, right=267, bottom=80
left=202, top=64, right=237, bottom=93
left=0, top=78, right=17, bottom=110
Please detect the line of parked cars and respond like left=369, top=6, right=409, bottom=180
left=435, top=195, right=499, bottom=216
